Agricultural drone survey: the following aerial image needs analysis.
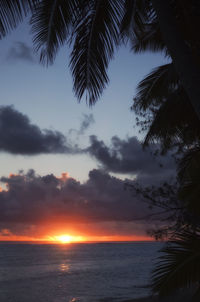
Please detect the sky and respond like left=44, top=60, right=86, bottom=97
left=0, top=20, right=174, bottom=242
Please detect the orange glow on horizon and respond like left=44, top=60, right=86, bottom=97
left=0, top=225, right=153, bottom=243
left=48, top=234, right=85, bottom=244
left=0, top=233, right=153, bottom=243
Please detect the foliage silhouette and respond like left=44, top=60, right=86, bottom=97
left=28, top=0, right=200, bottom=112
left=0, top=0, right=37, bottom=39
left=152, top=229, right=200, bottom=300
left=132, top=63, right=200, bottom=152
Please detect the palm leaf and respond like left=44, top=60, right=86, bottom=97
left=132, top=21, right=167, bottom=54
left=178, top=147, right=200, bottom=183
left=133, top=63, right=179, bottom=111
left=0, top=0, right=36, bottom=39
left=31, top=0, right=79, bottom=64
left=132, top=63, right=200, bottom=150
left=121, top=0, right=149, bottom=39
left=70, top=0, right=124, bottom=105
left=178, top=147, right=200, bottom=215
left=144, top=88, right=200, bottom=150
left=152, top=229, right=200, bottom=298
left=121, top=0, right=167, bottom=55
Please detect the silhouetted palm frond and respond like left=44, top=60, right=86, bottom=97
left=144, top=88, right=200, bottom=150
left=0, top=0, right=36, bottom=39
left=152, top=229, right=200, bottom=298
left=31, top=0, right=79, bottom=64
left=132, top=22, right=166, bottom=54
left=178, top=147, right=200, bottom=183
left=121, top=0, right=149, bottom=39
left=178, top=147, right=200, bottom=215
left=70, top=0, right=124, bottom=105
left=121, top=0, right=167, bottom=55
left=132, top=62, right=200, bottom=150
left=133, top=63, right=179, bottom=111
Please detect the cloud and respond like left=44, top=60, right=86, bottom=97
left=0, top=169, right=153, bottom=228
left=0, top=228, right=12, bottom=237
left=69, top=113, right=95, bottom=137
left=0, top=105, right=174, bottom=185
left=86, top=135, right=175, bottom=184
left=0, top=106, right=78, bottom=155
left=0, top=105, right=175, bottom=187
left=79, top=114, right=94, bottom=135
left=7, top=42, right=35, bottom=63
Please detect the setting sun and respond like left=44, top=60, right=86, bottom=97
left=56, top=235, right=73, bottom=243
left=49, top=234, right=85, bottom=244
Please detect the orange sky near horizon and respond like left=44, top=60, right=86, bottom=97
left=0, top=234, right=153, bottom=243
left=0, top=226, right=152, bottom=243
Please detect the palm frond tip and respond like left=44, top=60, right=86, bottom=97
left=70, top=0, right=124, bottom=105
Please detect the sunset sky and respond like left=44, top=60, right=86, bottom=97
left=0, top=20, right=174, bottom=242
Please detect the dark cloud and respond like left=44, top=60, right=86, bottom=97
left=0, top=106, right=78, bottom=155
left=0, top=105, right=174, bottom=185
left=0, top=169, right=153, bottom=227
left=86, top=135, right=176, bottom=184
left=7, top=42, right=35, bottom=63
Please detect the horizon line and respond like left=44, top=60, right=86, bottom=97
left=0, top=239, right=156, bottom=244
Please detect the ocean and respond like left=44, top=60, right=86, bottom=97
left=0, top=242, right=162, bottom=302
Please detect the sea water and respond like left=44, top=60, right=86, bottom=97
left=0, top=242, right=162, bottom=302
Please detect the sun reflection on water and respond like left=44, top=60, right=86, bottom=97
left=59, top=263, right=70, bottom=272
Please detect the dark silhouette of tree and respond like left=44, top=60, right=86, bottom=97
left=152, top=229, right=200, bottom=300
left=132, top=63, right=200, bottom=153
left=151, top=0, right=200, bottom=119
left=125, top=7, right=200, bottom=298
left=129, top=147, right=200, bottom=299
left=29, top=0, right=200, bottom=118
left=0, top=0, right=36, bottom=39
left=178, top=147, right=200, bottom=216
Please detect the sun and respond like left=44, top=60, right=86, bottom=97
left=56, top=235, right=73, bottom=244
left=49, top=234, right=85, bottom=244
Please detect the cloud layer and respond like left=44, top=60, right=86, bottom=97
left=0, top=103, right=176, bottom=204
left=0, top=106, right=77, bottom=155
left=0, top=169, right=152, bottom=226
left=87, top=135, right=175, bottom=184
left=0, top=105, right=175, bottom=186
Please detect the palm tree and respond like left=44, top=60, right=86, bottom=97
left=126, top=8, right=200, bottom=152
left=178, top=146, right=200, bottom=216
left=151, top=0, right=200, bottom=119
left=152, top=228, right=200, bottom=300
left=132, top=63, right=200, bottom=153
left=128, top=13, right=200, bottom=298
left=28, top=0, right=200, bottom=119
left=122, top=0, right=200, bottom=120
